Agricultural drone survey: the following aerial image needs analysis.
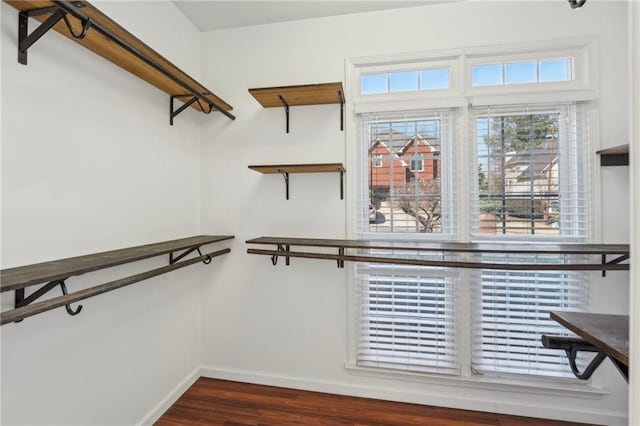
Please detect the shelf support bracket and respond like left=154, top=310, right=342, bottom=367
left=601, top=253, right=629, bottom=277
left=14, top=278, right=82, bottom=322
left=278, top=170, right=290, bottom=200
left=337, top=247, right=345, bottom=268
left=18, top=9, right=66, bottom=65
left=270, top=244, right=290, bottom=266
left=338, top=90, right=344, bottom=131
left=339, top=169, right=344, bottom=200
left=279, top=95, right=290, bottom=133
left=17, top=2, right=87, bottom=65
left=541, top=335, right=606, bottom=380
left=169, top=245, right=212, bottom=265
left=170, top=95, right=197, bottom=126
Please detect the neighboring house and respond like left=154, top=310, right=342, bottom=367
left=369, top=135, right=440, bottom=196
left=398, top=135, right=440, bottom=181
left=502, top=138, right=558, bottom=196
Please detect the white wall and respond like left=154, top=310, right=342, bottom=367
left=199, top=1, right=631, bottom=424
left=629, top=1, right=639, bottom=424
left=0, top=2, right=217, bottom=424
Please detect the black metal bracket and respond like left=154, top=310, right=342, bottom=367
left=542, top=335, right=607, bottom=380
left=17, top=2, right=87, bottom=65
left=14, top=279, right=82, bottom=322
left=337, top=247, right=345, bottom=268
left=601, top=253, right=629, bottom=277
left=169, top=246, right=211, bottom=265
left=339, top=169, right=344, bottom=200
left=279, top=95, right=290, bottom=133
left=270, top=244, right=290, bottom=266
left=338, top=90, right=345, bottom=131
left=568, top=0, right=586, bottom=9
left=170, top=94, right=214, bottom=125
left=279, top=171, right=290, bottom=200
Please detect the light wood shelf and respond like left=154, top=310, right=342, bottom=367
left=248, top=82, right=344, bottom=132
left=249, top=163, right=345, bottom=200
left=6, top=0, right=234, bottom=124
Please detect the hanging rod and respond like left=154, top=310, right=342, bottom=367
left=11, top=0, right=235, bottom=124
left=0, top=235, right=234, bottom=325
left=0, top=248, right=230, bottom=325
left=51, top=1, right=235, bottom=121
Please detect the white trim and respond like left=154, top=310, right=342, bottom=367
left=200, top=365, right=626, bottom=426
left=137, top=367, right=200, bottom=426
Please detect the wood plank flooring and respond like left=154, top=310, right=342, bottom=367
left=155, top=378, right=596, bottom=426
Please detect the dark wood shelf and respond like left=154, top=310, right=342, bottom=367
left=596, top=144, right=629, bottom=166
left=1, top=235, right=234, bottom=325
left=249, top=163, right=345, bottom=200
left=248, top=82, right=344, bottom=133
left=7, top=0, right=234, bottom=124
left=246, top=236, right=629, bottom=272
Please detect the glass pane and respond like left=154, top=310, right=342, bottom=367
left=472, top=64, right=502, bottom=86
left=368, top=119, right=441, bottom=233
left=389, top=71, right=419, bottom=92
left=476, top=114, right=560, bottom=236
left=361, top=74, right=388, bottom=94
left=539, top=59, right=572, bottom=82
left=420, top=68, right=449, bottom=90
left=504, top=61, right=537, bottom=84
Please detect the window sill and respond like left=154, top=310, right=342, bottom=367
left=344, top=363, right=609, bottom=399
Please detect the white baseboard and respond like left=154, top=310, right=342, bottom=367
left=200, top=365, right=628, bottom=426
left=137, top=367, right=200, bottom=426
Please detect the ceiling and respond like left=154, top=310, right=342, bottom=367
left=173, top=1, right=450, bottom=32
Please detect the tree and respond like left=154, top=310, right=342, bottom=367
left=393, top=178, right=441, bottom=233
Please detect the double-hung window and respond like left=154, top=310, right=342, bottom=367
left=350, top=39, right=594, bottom=382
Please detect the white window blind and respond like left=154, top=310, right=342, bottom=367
left=355, top=110, right=459, bottom=375
left=356, top=264, right=459, bottom=374
left=470, top=103, right=591, bottom=378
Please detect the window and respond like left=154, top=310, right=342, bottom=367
left=363, top=111, right=455, bottom=235
left=472, top=58, right=573, bottom=87
left=410, top=153, right=424, bottom=172
left=361, top=67, right=450, bottom=95
left=351, top=40, right=593, bottom=383
left=373, top=154, right=383, bottom=168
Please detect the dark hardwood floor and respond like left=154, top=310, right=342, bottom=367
left=155, top=378, right=595, bottom=426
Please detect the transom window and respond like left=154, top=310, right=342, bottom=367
left=362, top=67, right=450, bottom=95
left=472, top=58, right=573, bottom=87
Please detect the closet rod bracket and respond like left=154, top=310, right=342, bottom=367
left=14, top=278, right=82, bottom=322
left=169, top=245, right=212, bottom=265
left=17, top=2, right=86, bottom=65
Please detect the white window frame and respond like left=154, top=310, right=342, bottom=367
left=345, top=37, right=601, bottom=393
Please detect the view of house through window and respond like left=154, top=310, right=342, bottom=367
left=476, top=113, right=560, bottom=236
left=368, top=119, right=442, bottom=233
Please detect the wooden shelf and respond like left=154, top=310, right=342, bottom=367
left=1, top=235, right=234, bottom=325
left=249, top=163, right=345, bottom=200
left=249, top=83, right=344, bottom=107
left=248, top=163, right=345, bottom=174
left=246, top=236, right=629, bottom=272
left=6, top=0, right=234, bottom=124
left=248, top=82, right=344, bottom=132
left=596, top=144, right=629, bottom=166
